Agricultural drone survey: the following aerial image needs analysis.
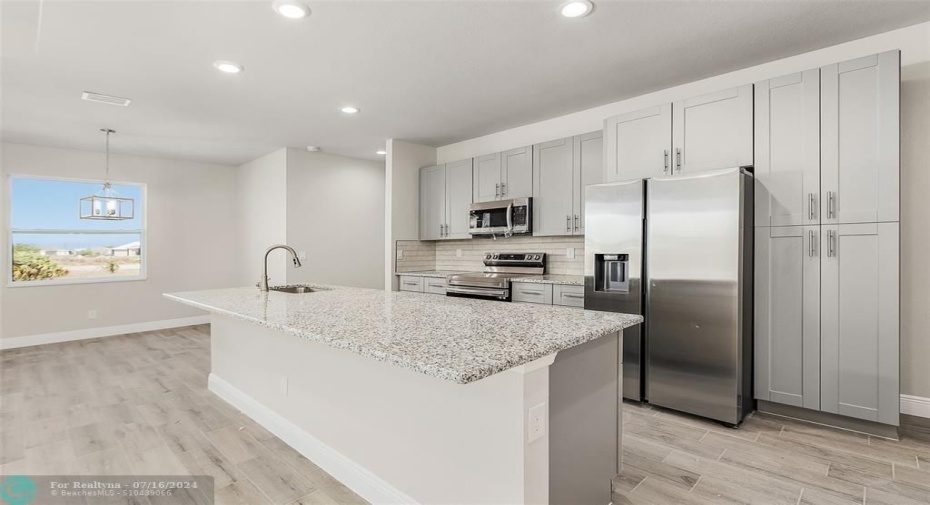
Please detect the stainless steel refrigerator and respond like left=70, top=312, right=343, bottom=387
left=584, top=167, right=753, bottom=425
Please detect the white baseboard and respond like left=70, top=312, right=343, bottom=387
left=208, top=373, right=417, bottom=505
left=901, top=395, right=930, bottom=419
left=0, top=315, right=210, bottom=350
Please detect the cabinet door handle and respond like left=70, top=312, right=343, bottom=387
left=574, top=214, right=580, bottom=232
left=826, top=230, right=837, bottom=257
left=675, top=148, right=682, bottom=173
left=808, top=230, right=816, bottom=257
left=495, top=183, right=500, bottom=199
left=827, top=191, right=836, bottom=219
left=403, top=281, right=418, bottom=286
left=562, top=293, right=584, bottom=299
left=500, top=182, right=506, bottom=197
left=808, top=193, right=816, bottom=221
left=566, top=215, right=571, bottom=232
left=663, top=150, right=669, bottom=174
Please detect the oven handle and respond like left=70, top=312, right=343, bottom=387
left=506, top=201, right=514, bottom=232
left=446, top=286, right=509, bottom=299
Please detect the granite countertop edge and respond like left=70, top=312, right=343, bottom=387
left=163, top=290, right=639, bottom=385
left=396, top=271, right=584, bottom=286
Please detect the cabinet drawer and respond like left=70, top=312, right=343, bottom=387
left=553, top=285, right=585, bottom=308
left=512, top=283, right=553, bottom=305
left=399, top=276, right=425, bottom=293
left=424, top=279, right=447, bottom=295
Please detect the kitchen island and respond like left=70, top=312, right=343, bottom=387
left=165, top=285, right=641, bottom=504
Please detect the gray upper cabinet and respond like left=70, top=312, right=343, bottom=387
left=604, top=104, right=672, bottom=182
left=820, top=222, right=899, bottom=425
left=754, top=226, right=820, bottom=410
left=672, top=84, right=754, bottom=174
left=501, top=146, right=533, bottom=199
left=574, top=131, right=603, bottom=235
left=419, top=165, right=446, bottom=241
left=533, top=138, right=575, bottom=236
left=532, top=132, right=603, bottom=237
left=419, top=160, right=473, bottom=241
left=755, top=70, right=821, bottom=228
left=821, top=51, right=900, bottom=225
left=445, top=158, right=474, bottom=239
left=473, top=153, right=502, bottom=203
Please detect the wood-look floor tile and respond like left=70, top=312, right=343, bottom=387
left=827, top=464, right=930, bottom=503
left=238, top=452, right=316, bottom=505
left=798, top=487, right=863, bottom=505
left=781, top=425, right=919, bottom=468
left=289, top=490, right=343, bottom=505
left=692, top=475, right=798, bottom=505
left=865, top=486, right=930, bottom=505
left=756, top=432, right=895, bottom=477
left=627, top=474, right=712, bottom=504
left=157, top=414, right=211, bottom=455
left=664, top=449, right=803, bottom=503
left=625, top=423, right=725, bottom=461
left=258, top=437, right=366, bottom=505
left=893, top=463, right=930, bottom=491
left=0, top=424, right=25, bottom=465
left=75, top=446, right=134, bottom=475
left=127, top=444, right=189, bottom=475
left=24, top=416, right=69, bottom=448
left=69, top=422, right=121, bottom=456
left=207, top=426, right=269, bottom=465
left=623, top=433, right=675, bottom=461
left=613, top=466, right=647, bottom=494
left=177, top=443, right=243, bottom=489
left=624, top=450, right=700, bottom=490
left=215, top=479, right=274, bottom=505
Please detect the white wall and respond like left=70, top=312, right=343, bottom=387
left=236, top=148, right=288, bottom=287
left=0, top=143, right=238, bottom=339
left=384, top=140, right=436, bottom=290
left=433, top=22, right=930, bottom=399
left=285, top=148, right=385, bottom=289
left=439, top=22, right=930, bottom=163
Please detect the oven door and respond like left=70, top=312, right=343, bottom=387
left=445, top=285, right=511, bottom=301
left=468, top=198, right=532, bottom=236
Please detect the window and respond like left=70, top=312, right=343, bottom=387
left=8, top=176, right=146, bottom=286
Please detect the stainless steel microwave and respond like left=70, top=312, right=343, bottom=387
left=468, top=197, right=532, bottom=236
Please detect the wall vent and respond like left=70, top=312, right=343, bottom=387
left=81, top=92, right=132, bottom=107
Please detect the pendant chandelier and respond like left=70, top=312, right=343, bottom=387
left=80, top=129, right=134, bottom=220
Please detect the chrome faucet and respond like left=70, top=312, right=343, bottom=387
left=259, top=244, right=303, bottom=291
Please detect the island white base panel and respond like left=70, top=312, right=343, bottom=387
left=208, top=315, right=561, bottom=504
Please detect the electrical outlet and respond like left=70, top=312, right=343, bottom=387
left=278, top=374, right=288, bottom=397
left=528, top=402, right=546, bottom=443
left=87, top=310, right=98, bottom=319
left=566, top=247, right=575, bottom=259
left=397, top=249, right=404, bottom=260
left=456, top=249, right=462, bottom=258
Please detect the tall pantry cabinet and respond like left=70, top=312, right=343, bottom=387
left=754, top=50, right=900, bottom=426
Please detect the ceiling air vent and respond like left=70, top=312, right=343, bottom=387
left=81, top=92, right=132, bottom=107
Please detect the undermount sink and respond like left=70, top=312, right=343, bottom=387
left=269, top=285, right=319, bottom=294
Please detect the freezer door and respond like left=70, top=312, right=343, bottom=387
left=645, top=168, right=750, bottom=424
left=584, top=180, right=645, bottom=401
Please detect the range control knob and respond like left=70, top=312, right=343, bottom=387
left=535, top=254, right=541, bottom=260
left=485, top=254, right=492, bottom=260
left=492, top=254, right=499, bottom=260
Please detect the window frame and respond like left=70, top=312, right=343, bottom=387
left=6, top=174, right=148, bottom=288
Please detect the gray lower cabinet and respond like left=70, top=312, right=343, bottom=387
left=419, top=160, right=473, bottom=240
left=820, top=222, right=899, bottom=425
left=399, top=276, right=425, bottom=293
left=553, top=285, right=585, bottom=308
left=532, top=131, right=603, bottom=237
left=512, top=282, right=553, bottom=305
left=513, top=282, right=584, bottom=307
left=755, top=226, right=821, bottom=410
left=398, top=276, right=447, bottom=295
left=424, top=278, right=447, bottom=295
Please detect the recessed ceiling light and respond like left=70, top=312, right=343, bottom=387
left=341, top=106, right=360, bottom=114
left=213, top=60, right=244, bottom=74
left=273, top=0, right=310, bottom=19
left=306, top=146, right=321, bottom=152
left=560, top=0, right=594, bottom=18
left=376, top=150, right=387, bottom=155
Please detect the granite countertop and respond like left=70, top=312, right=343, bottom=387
left=397, top=271, right=584, bottom=286
left=164, top=285, right=641, bottom=384
left=395, top=270, right=465, bottom=278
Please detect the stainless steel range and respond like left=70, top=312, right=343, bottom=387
left=446, top=252, right=546, bottom=301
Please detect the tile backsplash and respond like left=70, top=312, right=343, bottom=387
left=396, top=236, right=584, bottom=275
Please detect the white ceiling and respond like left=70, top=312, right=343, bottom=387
left=2, top=1, right=929, bottom=165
